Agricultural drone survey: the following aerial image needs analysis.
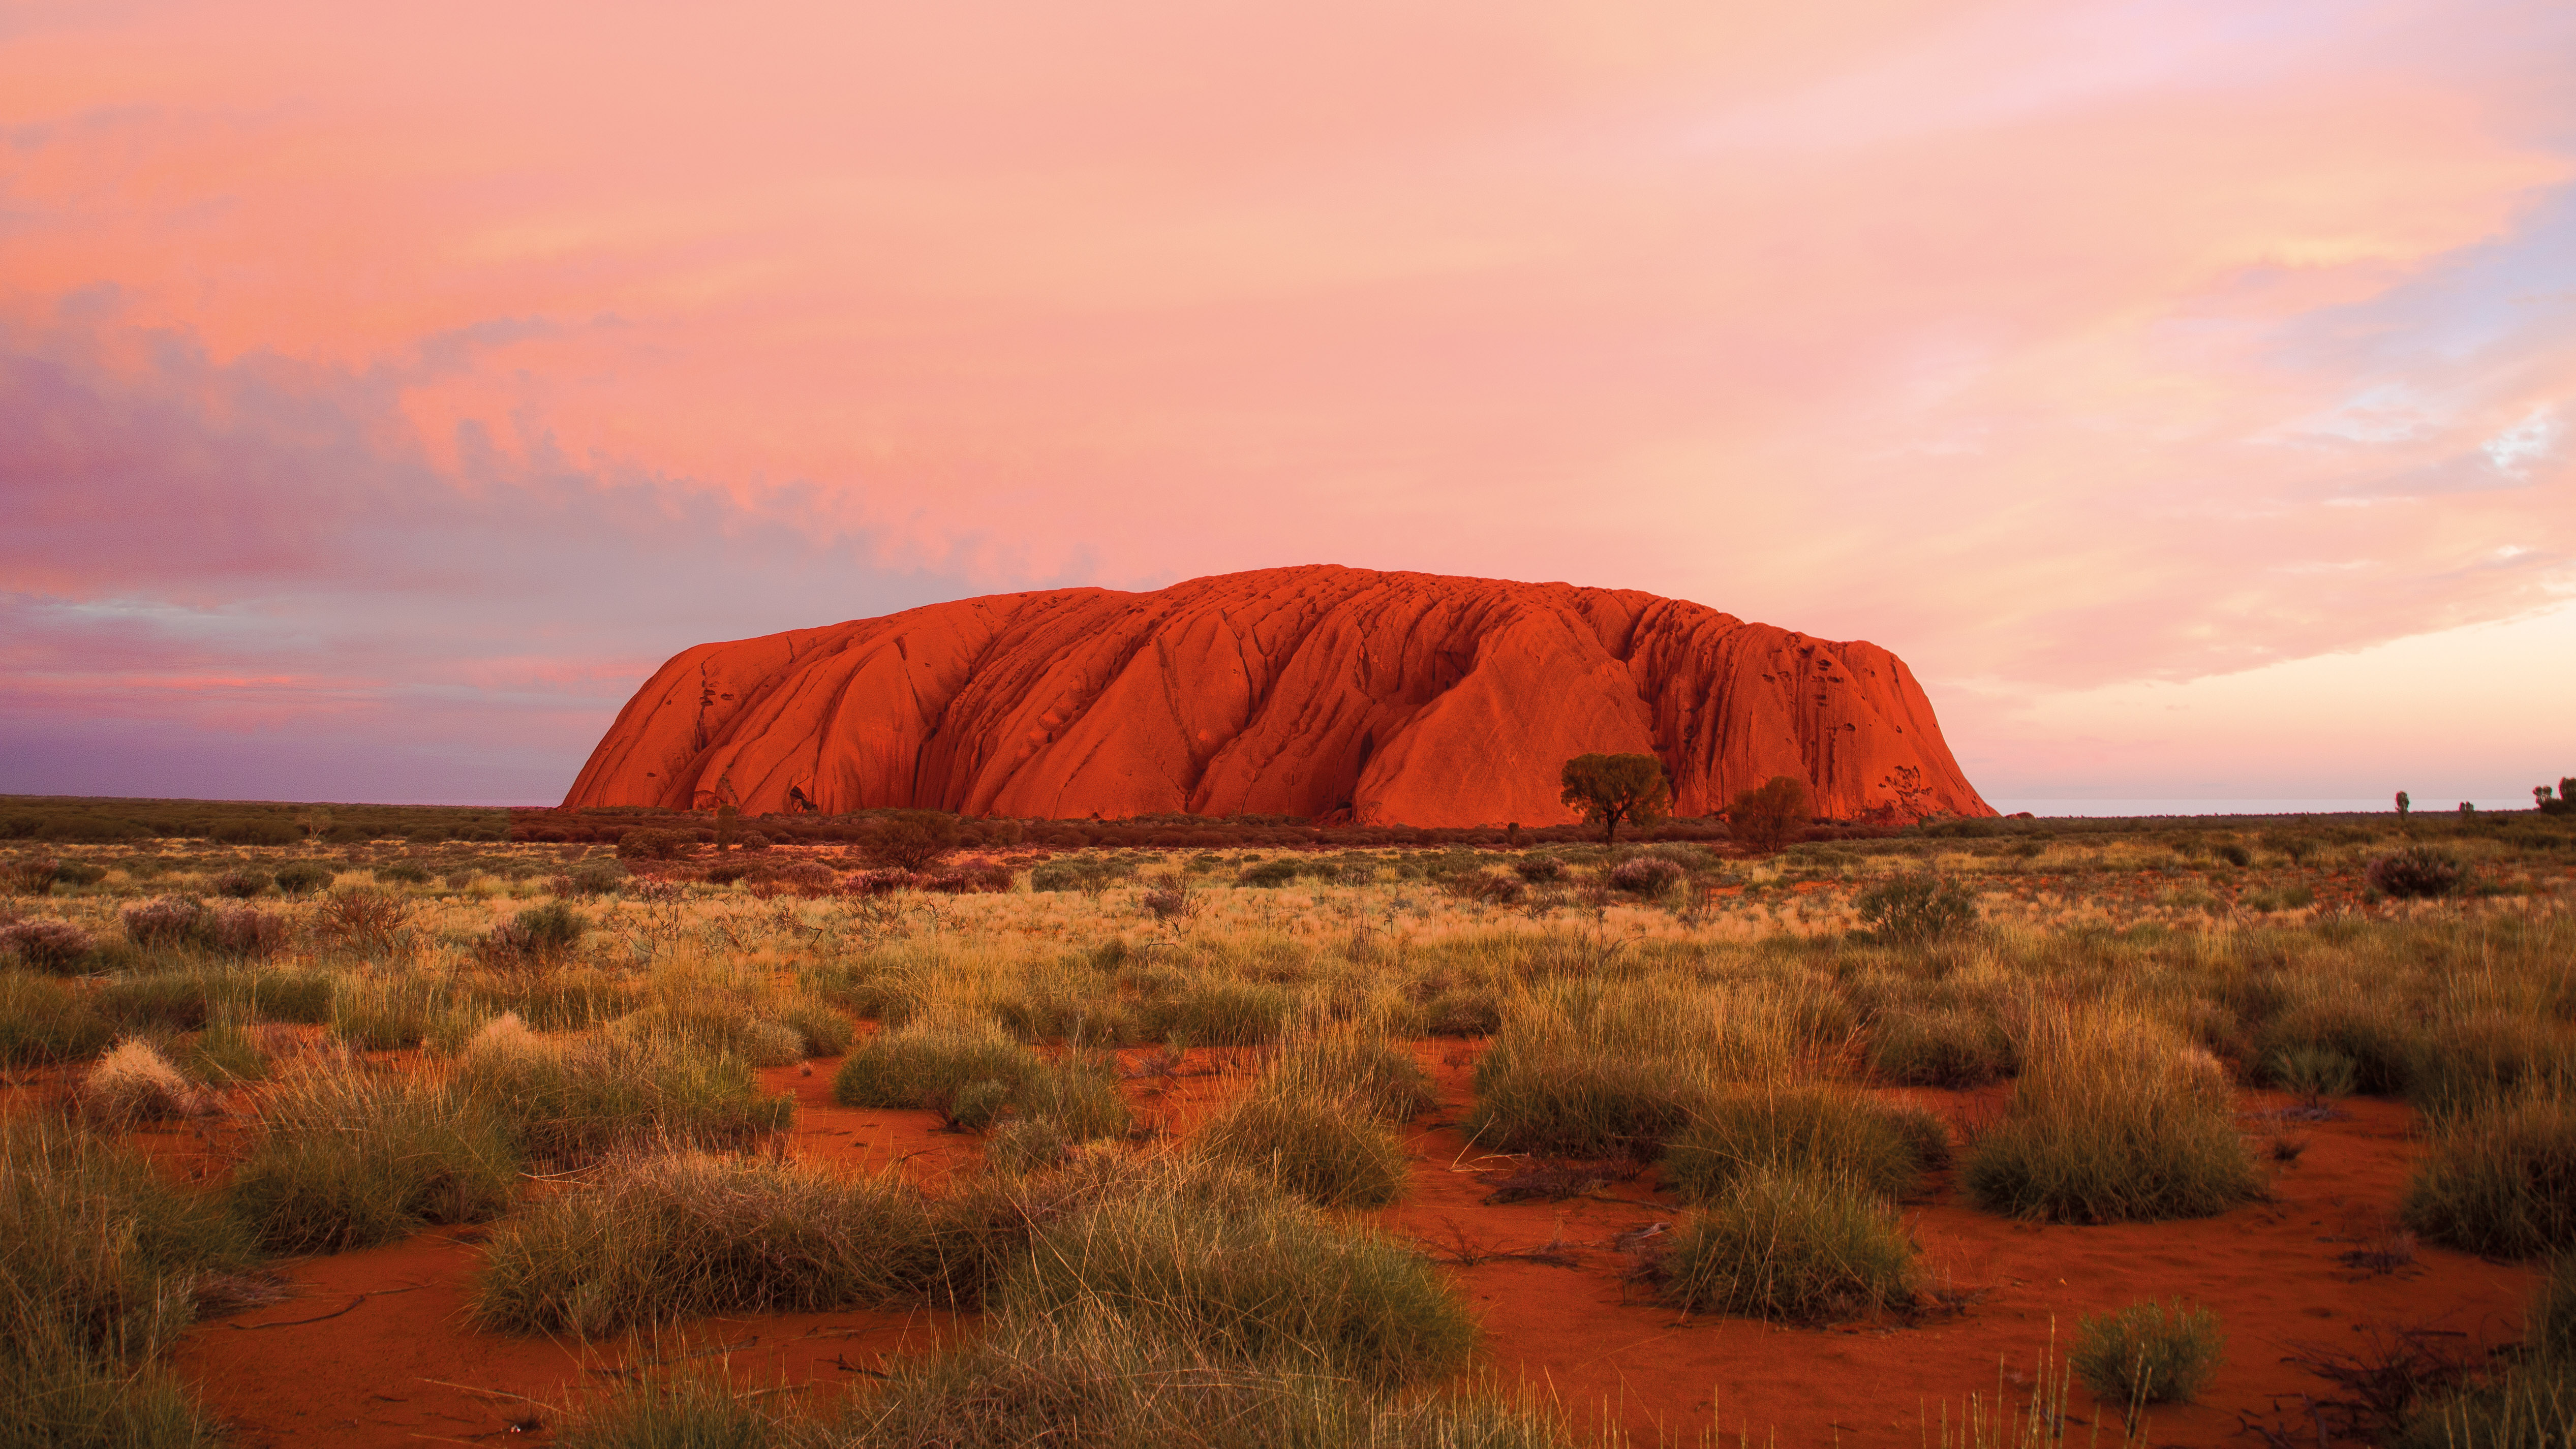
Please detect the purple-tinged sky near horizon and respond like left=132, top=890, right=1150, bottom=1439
left=3, top=0, right=2572, bottom=807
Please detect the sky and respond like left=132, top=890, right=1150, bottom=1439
left=3, top=0, right=2572, bottom=810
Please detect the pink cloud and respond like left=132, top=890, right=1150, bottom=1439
left=2, top=0, right=2571, bottom=800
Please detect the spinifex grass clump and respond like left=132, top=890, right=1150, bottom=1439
left=78, top=1038, right=208, bottom=1126
left=0, top=969, right=113, bottom=1066
left=834, top=1020, right=1039, bottom=1108
left=3, top=1118, right=256, bottom=1447
left=1198, top=1090, right=1410, bottom=1209
left=1261, top=1030, right=1438, bottom=1122
left=1002, top=1162, right=1475, bottom=1390
left=2401, top=1081, right=2576, bottom=1257
left=1962, top=1008, right=2261, bottom=1223
left=453, top=1016, right=792, bottom=1167
left=1660, top=1170, right=1921, bottom=1323
left=1467, top=979, right=1799, bottom=1160
left=2070, top=1299, right=2225, bottom=1412
left=1664, top=1086, right=1948, bottom=1205
left=473, top=1152, right=940, bottom=1335
left=1868, top=1005, right=2018, bottom=1088
left=229, top=1056, right=520, bottom=1253
left=831, top=1302, right=1576, bottom=1449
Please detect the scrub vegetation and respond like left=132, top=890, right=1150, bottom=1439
left=2, top=798, right=2572, bottom=1445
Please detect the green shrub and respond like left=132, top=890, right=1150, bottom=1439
left=2071, top=1299, right=2225, bottom=1411
left=1867, top=1006, right=2016, bottom=1087
left=1660, top=1171, right=1920, bottom=1322
left=210, top=869, right=271, bottom=899
left=0, top=969, right=113, bottom=1066
left=1664, top=1087, right=1947, bottom=1205
left=1855, top=874, right=1978, bottom=944
left=2368, top=847, right=2466, bottom=899
left=494, top=900, right=588, bottom=958
left=1198, top=1090, right=1411, bottom=1209
left=473, top=1152, right=939, bottom=1335
left=2402, top=1084, right=2576, bottom=1257
left=1002, top=1171, right=1474, bottom=1389
left=230, top=1061, right=520, bottom=1253
left=272, top=861, right=334, bottom=896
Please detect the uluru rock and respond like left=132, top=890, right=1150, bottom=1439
left=563, top=565, right=1995, bottom=826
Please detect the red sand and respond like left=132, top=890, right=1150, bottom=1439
left=131, top=1046, right=2544, bottom=1449
left=562, top=564, right=1992, bottom=826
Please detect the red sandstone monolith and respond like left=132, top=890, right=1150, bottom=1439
left=563, top=565, right=1994, bottom=825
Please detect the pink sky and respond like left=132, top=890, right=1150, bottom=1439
left=5, top=0, right=2572, bottom=807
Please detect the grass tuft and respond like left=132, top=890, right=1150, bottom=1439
left=1962, top=1009, right=2261, bottom=1224
left=229, top=1056, right=520, bottom=1253
left=1659, top=1170, right=1920, bottom=1323
left=2071, top=1299, right=2226, bottom=1412
left=2401, top=1083, right=2576, bottom=1258
left=1664, top=1086, right=1947, bottom=1205
left=472, top=1152, right=938, bottom=1335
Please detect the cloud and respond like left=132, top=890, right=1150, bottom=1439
left=1, top=0, right=2572, bottom=800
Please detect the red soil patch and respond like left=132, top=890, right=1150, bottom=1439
left=147, top=1046, right=2543, bottom=1449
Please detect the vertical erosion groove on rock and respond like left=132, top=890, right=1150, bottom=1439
left=563, top=565, right=1995, bottom=826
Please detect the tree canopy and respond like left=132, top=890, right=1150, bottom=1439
left=1727, top=776, right=1810, bottom=854
left=1559, top=754, right=1671, bottom=846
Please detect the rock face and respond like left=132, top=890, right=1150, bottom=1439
left=563, top=566, right=1995, bottom=826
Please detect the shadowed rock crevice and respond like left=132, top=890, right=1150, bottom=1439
left=564, top=565, right=1995, bottom=826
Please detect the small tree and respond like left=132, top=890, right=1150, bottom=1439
left=1558, top=754, right=1671, bottom=846
left=1728, top=776, right=1811, bottom=854
left=715, top=803, right=740, bottom=851
left=2395, top=790, right=2411, bottom=816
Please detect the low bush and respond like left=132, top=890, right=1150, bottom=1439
left=855, top=812, right=962, bottom=873
left=210, top=869, right=271, bottom=899
left=312, top=886, right=414, bottom=953
left=1001, top=1170, right=1475, bottom=1389
left=473, top=1152, right=939, bottom=1335
left=1659, top=1170, right=1920, bottom=1323
left=559, top=859, right=628, bottom=897
left=2071, top=1299, right=2226, bottom=1412
left=2401, top=1083, right=2576, bottom=1257
left=1009, top=1057, right=1136, bottom=1142
left=272, top=861, right=334, bottom=896
left=230, top=1059, right=520, bottom=1253
left=2369, top=848, right=2466, bottom=899
left=1607, top=857, right=1685, bottom=896
left=202, top=904, right=288, bottom=959
left=1, top=857, right=58, bottom=895
left=97, top=972, right=217, bottom=1031
left=489, top=900, right=589, bottom=960
left=1867, top=1006, right=2016, bottom=1087
left=1962, top=1010, right=2261, bottom=1223
left=2, top=917, right=96, bottom=972
left=985, top=1117, right=1074, bottom=1176
left=122, top=896, right=207, bottom=947
left=1198, top=1090, right=1411, bottom=1209
left=1664, top=1087, right=1947, bottom=1205
left=1855, top=874, right=1979, bottom=944
left=0, top=970, right=113, bottom=1065
left=1512, top=856, right=1567, bottom=883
